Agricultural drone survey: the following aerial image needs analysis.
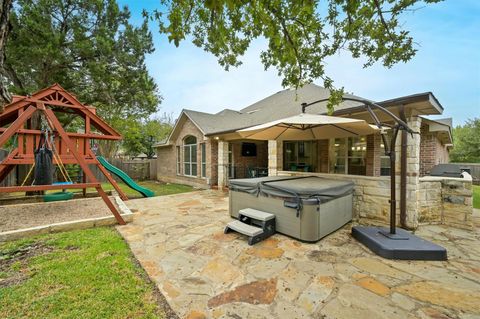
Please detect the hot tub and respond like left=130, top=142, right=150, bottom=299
left=229, top=176, right=354, bottom=242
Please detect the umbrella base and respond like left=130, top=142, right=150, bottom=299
left=352, top=226, right=447, bottom=260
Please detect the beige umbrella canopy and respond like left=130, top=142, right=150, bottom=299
left=237, top=113, right=380, bottom=140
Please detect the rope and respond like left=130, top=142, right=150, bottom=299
left=21, top=163, right=35, bottom=186
left=40, top=113, right=72, bottom=183
left=47, top=136, right=72, bottom=183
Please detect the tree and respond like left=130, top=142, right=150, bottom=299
left=153, top=0, right=442, bottom=112
left=0, top=0, right=13, bottom=110
left=122, top=116, right=173, bottom=159
left=450, top=118, right=480, bottom=163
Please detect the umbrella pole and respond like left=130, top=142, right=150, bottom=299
left=389, top=130, right=396, bottom=234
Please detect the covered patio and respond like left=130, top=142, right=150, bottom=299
left=118, top=191, right=480, bottom=319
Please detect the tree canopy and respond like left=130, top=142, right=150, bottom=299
left=450, top=118, right=480, bottom=163
left=4, top=0, right=160, bottom=122
left=122, top=116, right=174, bottom=158
left=153, top=0, right=442, bottom=112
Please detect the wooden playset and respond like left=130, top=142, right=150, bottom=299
left=0, top=84, right=130, bottom=224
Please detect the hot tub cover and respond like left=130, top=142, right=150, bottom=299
left=230, top=176, right=354, bottom=202
left=229, top=176, right=297, bottom=195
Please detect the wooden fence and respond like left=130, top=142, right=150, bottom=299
left=0, top=149, right=157, bottom=186
left=91, top=158, right=155, bottom=182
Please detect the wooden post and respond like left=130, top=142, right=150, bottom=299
left=42, top=106, right=126, bottom=225
left=0, top=105, right=37, bottom=148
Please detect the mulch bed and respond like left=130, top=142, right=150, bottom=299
left=0, top=197, right=116, bottom=232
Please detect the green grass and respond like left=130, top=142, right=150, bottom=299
left=0, top=227, right=166, bottom=319
left=473, top=185, right=480, bottom=209
left=3, top=180, right=194, bottom=198
left=84, top=181, right=194, bottom=198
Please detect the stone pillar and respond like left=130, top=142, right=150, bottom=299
left=268, top=140, right=283, bottom=176
left=217, top=140, right=229, bottom=189
left=403, top=116, right=422, bottom=229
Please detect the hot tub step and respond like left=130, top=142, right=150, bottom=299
left=225, top=208, right=276, bottom=245
left=239, top=208, right=275, bottom=221
left=225, top=220, right=263, bottom=237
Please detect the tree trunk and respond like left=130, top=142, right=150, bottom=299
left=0, top=0, right=13, bottom=112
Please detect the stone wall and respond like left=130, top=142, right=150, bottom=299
left=418, top=175, right=473, bottom=229
left=268, top=140, right=283, bottom=176
left=278, top=171, right=394, bottom=224
left=281, top=171, right=474, bottom=230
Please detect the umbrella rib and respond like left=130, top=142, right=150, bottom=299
left=331, top=124, right=359, bottom=136
left=274, top=126, right=290, bottom=140
left=310, top=127, right=316, bottom=139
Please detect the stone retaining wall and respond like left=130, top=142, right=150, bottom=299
left=418, top=175, right=473, bottom=229
left=278, top=171, right=395, bottom=224
left=279, top=171, right=474, bottom=230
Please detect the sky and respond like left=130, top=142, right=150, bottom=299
left=118, top=0, right=480, bottom=127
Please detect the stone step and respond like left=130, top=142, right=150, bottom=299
left=226, top=220, right=263, bottom=237
left=239, top=208, right=275, bottom=221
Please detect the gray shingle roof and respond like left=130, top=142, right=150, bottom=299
left=180, top=83, right=443, bottom=137
left=183, top=83, right=366, bottom=135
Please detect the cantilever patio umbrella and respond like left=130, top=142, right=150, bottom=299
left=237, top=113, right=380, bottom=140
left=236, top=98, right=446, bottom=261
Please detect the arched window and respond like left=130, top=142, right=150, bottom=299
left=183, top=136, right=197, bottom=176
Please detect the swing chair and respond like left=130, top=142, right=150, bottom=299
left=0, top=84, right=130, bottom=225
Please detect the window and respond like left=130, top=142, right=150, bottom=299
left=380, top=132, right=392, bottom=176
left=183, top=136, right=197, bottom=176
left=330, top=138, right=347, bottom=174
left=176, top=146, right=181, bottom=175
left=201, top=143, right=206, bottom=178
left=380, top=156, right=391, bottom=176
left=283, top=141, right=317, bottom=172
left=330, top=137, right=367, bottom=175
left=228, top=143, right=235, bottom=178
left=348, top=137, right=367, bottom=175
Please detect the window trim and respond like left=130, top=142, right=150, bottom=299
left=330, top=137, right=367, bottom=176
left=176, top=146, right=181, bottom=175
left=200, top=142, right=206, bottom=178
left=183, top=136, right=198, bottom=177
left=282, top=140, right=317, bottom=172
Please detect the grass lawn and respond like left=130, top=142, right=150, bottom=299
left=0, top=227, right=170, bottom=319
left=84, top=181, right=194, bottom=198
left=2, top=180, right=194, bottom=198
left=473, top=185, right=480, bottom=209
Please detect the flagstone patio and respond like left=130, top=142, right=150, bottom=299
left=117, top=191, right=480, bottom=319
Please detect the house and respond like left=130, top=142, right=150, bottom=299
left=156, top=84, right=472, bottom=229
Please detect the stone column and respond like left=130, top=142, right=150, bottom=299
left=403, top=116, right=422, bottom=229
left=268, top=140, right=283, bottom=176
left=217, top=140, right=229, bottom=189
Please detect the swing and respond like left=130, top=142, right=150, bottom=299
left=46, top=126, right=75, bottom=202
left=26, top=116, right=76, bottom=202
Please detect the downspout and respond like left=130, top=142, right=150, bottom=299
left=399, top=106, right=407, bottom=228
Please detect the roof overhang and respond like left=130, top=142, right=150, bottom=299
left=420, top=117, right=453, bottom=145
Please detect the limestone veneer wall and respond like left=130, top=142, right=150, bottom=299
left=418, top=175, right=473, bottom=229
left=278, top=171, right=396, bottom=224
left=279, top=170, right=474, bottom=230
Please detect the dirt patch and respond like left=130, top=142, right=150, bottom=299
left=0, top=197, right=118, bottom=232
left=0, top=242, right=55, bottom=288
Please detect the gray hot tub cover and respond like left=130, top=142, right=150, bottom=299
left=229, top=176, right=354, bottom=203
left=228, top=176, right=298, bottom=195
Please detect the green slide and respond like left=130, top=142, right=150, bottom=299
left=97, top=156, right=155, bottom=198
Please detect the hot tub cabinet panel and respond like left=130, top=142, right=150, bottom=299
left=229, top=176, right=354, bottom=242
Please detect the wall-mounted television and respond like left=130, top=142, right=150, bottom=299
left=241, top=142, right=257, bottom=157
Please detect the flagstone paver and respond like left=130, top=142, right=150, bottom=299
left=117, top=190, right=480, bottom=319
